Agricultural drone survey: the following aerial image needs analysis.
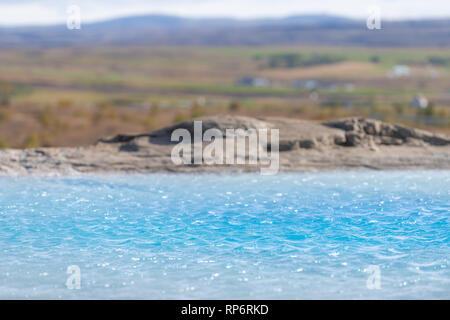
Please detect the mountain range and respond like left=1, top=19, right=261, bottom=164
left=1, top=14, right=449, bottom=47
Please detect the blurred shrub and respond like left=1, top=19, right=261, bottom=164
left=0, top=96, right=10, bottom=107
left=190, top=102, right=204, bottom=119
left=229, top=101, right=241, bottom=112
left=72, top=109, right=88, bottom=118
left=22, top=133, right=40, bottom=149
left=150, top=103, right=160, bottom=116
left=142, top=116, right=157, bottom=130
left=39, top=132, right=53, bottom=147
left=37, top=106, right=58, bottom=128
left=420, top=103, right=435, bottom=117
left=252, top=54, right=263, bottom=61
left=392, top=102, right=406, bottom=115
left=0, top=138, right=8, bottom=149
left=93, top=103, right=118, bottom=123
left=0, top=81, right=12, bottom=107
left=174, top=113, right=187, bottom=124
left=57, top=99, right=72, bottom=109
left=320, top=100, right=343, bottom=108
left=120, top=113, right=136, bottom=122
left=0, top=108, right=11, bottom=122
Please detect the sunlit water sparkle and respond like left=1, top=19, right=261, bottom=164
left=0, top=171, right=449, bottom=299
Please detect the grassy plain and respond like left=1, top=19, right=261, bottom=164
left=0, top=46, right=449, bottom=148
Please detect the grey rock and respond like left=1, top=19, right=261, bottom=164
left=0, top=116, right=449, bottom=175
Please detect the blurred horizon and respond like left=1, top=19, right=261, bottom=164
left=0, top=1, right=449, bottom=150
left=0, top=0, right=449, bottom=26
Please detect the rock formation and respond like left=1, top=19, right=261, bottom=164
left=0, top=116, right=449, bottom=174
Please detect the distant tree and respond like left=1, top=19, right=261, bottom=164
left=267, top=53, right=344, bottom=69
left=427, top=56, right=449, bottom=66
left=229, top=101, right=241, bottom=112
left=370, top=55, right=380, bottom=63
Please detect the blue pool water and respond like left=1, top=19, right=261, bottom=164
left=0, top=171, right=449, bottom=299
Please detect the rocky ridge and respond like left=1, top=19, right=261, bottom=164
left=0, top=116, right=449, bottom=174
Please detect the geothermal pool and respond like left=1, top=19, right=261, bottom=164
left=0, top=171, right=449, bottom=299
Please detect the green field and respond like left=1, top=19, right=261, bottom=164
left=0, top=46, right=449, bottom=148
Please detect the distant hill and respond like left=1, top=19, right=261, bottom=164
left=1, top=14, right=449, bottom=47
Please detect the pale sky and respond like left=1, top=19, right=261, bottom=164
left=0, top=0, right=449, bottom=26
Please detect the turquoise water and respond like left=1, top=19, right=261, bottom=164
left=0, top=171, right=449, bottom=299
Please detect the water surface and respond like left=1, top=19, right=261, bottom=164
left=0, top=171, right=449, bottom=299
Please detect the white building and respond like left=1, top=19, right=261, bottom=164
left=411, top=94, right=429, bottom=109
left=388, top=65, right=410, bottom=78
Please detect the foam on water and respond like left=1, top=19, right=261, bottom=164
left=0, top=171, right=449, bottom=299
